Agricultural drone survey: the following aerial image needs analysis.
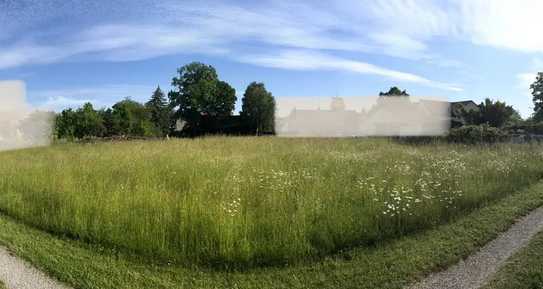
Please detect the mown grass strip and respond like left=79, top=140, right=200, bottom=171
left=484, top=230, right=543, bottom=289
left=1, top=182, right=543, bottom=289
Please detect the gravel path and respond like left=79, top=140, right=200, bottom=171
left=0, top=246, right=71, bottom=289
left=408, top=206, right=543, bottom=289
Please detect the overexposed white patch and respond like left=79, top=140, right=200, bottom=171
left=275, top=96, right=450, bottom=137
left=0, top=80, right=53, bottom=151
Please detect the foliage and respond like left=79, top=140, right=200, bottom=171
left=56, top=95, right=174, bottom=140
left=75, top=103, right=106, bottom=138
left=145, top=86, right=172, bottom=136
left=169, top=62, right=237, bottom=135
left=109, top=98, right=157, bottom=137
left=463, top=98, right=517, bottom=127
left=0, top=138, right=541, bottom=268
left=484, top=230, right=543, bottom=289
left=55, top=103, right=106, bottom=139
left=531, top=72, right=543, bottom=121
left=379, top=86, right=409, bottom=96
left=507, top=121, right=543, bottom=135
left=448, top=124, right=508, bottom=144
left=2, top=181, right=543, bottom=289
left=241, top=82, right=276, bottom=135
left=55, top=109, right=77, bottom=140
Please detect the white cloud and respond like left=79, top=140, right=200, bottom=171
left=10, top=0, right=543, bottom=94
left=368, top=32, right=427, bottom=59
left=32, top=84, right=156, bottom=111
left=516, top=58, right=543, bottom=94
left=0, top=23, right=228, bottom=69
left=239, top=50, right=462, bottom=91
left=460, top=0, right=543, bottom=52
left=0, top=0, right=463, bottom=68
left=0, top=0, right=468, bottom=92
left=0, top=44, right=72, bottom=69
left=517, top=73, right=536, bottom=91
left=4, top=0, right=543, bottom=68
left=360, top=0, right=543, bottom=54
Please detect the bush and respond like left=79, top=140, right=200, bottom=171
left=506, top=122, right=543, bottom=135
left=447, top=124, right=508, bottom=144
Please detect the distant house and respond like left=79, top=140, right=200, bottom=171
left=278, top=97, right=362, bottom=137
left=276, top=97, right=477, bottom=137
left=364, top=97, right=449, bottom=136
left=450, top=100, right=479, bottom=127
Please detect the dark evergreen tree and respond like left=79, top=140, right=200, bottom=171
left=145, top=86, right=171, bottom=136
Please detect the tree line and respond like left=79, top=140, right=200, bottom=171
left=378, top=86, right=522, bottom=128
left=55, top=62, right=276, bottom=139
left=55, top=64, right=543, bottom=141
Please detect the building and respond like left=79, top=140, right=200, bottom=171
left=450, top=100, right=479, bottom=127
left=277, top=97, right=362, bottom=137
left=277, top=97, right=476, bottom=137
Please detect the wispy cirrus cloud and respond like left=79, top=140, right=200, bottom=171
left=0, top=0, right=464, bottom=92
left=4, top=0, right=543, bottom=95
left=31, top=84, right=156, bottom=111
left=239, top=50, right=463, bottom=91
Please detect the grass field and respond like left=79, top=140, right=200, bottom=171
left=2, top=181, right=543, bottom=289
left=0, top=137, right=542, bottom=268
left=484, top=229, right=543, bottom=289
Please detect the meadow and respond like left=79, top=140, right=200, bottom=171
left=0, top=137, right=542, bottom=268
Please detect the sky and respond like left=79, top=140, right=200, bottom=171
left=1, top=0, right=543, bottom=117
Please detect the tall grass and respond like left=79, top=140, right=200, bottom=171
left=0, top=137, right=542, bottom=267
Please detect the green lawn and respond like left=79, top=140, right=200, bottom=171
left=484, top=230, right=543, bottom=289
left=0, top=281, right=5, bottom=289
left=1, top=181, right=543, bottom=289
left=0, top=138, right=542, bottom=268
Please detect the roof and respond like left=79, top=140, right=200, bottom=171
left=450, top=100, right=477, bottom=105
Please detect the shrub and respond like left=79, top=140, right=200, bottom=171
left=447, top=124, right=508, bottom=144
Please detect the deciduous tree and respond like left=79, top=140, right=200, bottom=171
left=168, top=62, right=237, bottom=135
left=464, top=98, right=517, bottom=128
left=241, top=82, right=276, bottom=135
left=379, top=86, right=409, bottom=96
left=531, top=72, right=543, bottom=121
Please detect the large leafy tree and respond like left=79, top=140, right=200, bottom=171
left=241, top=82, right=276, bottom=135
left=168, top=62, right=236, bottom=134
left=55, top=108, right=78, bottom=139
left=145, top=86, right=171, bottom=136
left=531, top=72, right=543, bottom=121
left=99, top=108, right=117, bottom=137
left=379, top=86, right=409, bottom=96
left=74, top=102, right=105, bottom=138
left=110, top=98, right=156, bottom=137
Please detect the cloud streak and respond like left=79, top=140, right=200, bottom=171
left=31, top=84, right=156, bottom=111
left=239, top=50, right=462, bottom=91
left=4, top=0, right=543, bottom=94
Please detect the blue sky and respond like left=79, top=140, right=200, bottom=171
left=1, top=0, right=542, bottom=117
